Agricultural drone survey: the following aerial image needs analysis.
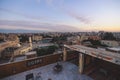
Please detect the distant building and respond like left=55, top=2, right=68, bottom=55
left=0, top=41, right=19, bottom=58
left=32, top=35, right=43, bottom=41
left=0, top=34, right=5, bottom=42
left=25, top=51, right=37, bottom=59
left=106, top=47, right=120, bottom=53
left=88, top=36, right=101, bottom=40
left=42, top=38, right=52, bottom=43
left=1, top=47, right=18, bottom=59
left=14, top=46, right=32, bottom=56
left=80, top=35, right=89, bottom=42
left=67, top=36, right=80, bottom=44
left=82, top=41, right=92, bottom=46
left=101, top=40, right=120, bottom=47
left=14, top=37, right=32, bottom=56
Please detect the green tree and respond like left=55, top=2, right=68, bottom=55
left=36, top=45, right=58, bottom=56
left=103, top=32, right=116, bottom=40
left=19, top=35, right=29, bottom=42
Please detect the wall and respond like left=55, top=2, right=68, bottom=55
left=66, top=51, right=79, bottom=65
left=0, top=53, right=62, bottom=79
left=66, top=52, right=95, bottom=67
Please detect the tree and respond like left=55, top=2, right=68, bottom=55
left=36, top=45, right=58, bottom=56
left=18, top=35, right=29, bottom=43
left=103, top=32, right=116, bottom=40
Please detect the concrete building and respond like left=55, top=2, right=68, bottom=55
left=25, top=51, right=37, bottom=59
left=67, top=36, right=81, bottom=44
left=101, top=40, right=120, bottom=47
left=32, top=35, right=43, bottom=41
left=80, top=35, right=89, bottom=41
left=0, top=44, right=120, bottom=80
left=0, top=41, right=19, bottom=58
left=1, top=47, right=18, bottom=59
left=88, top=36, right=101, bottom=40
left=13, top=37, right=32, bottom=56
left=63, top=44, right=120, bottom=79
left=106, top=47, right=120, bottom=53
left=14, top=46, right=32, bottom=56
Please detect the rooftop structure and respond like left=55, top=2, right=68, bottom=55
left=107, top=47, right=120, bottom=53
left=63, top=44, right=120, bottom=79
left=64, top=45, right=120, bottom=65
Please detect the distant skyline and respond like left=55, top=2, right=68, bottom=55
left=0, top=0, right=120, bottom=32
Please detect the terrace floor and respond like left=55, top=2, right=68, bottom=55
left=1, top=62, right=93, bottom=80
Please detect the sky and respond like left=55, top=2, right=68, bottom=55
left=0, top=0, right=120, bottom=32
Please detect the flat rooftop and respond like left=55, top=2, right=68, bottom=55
left=1, top=62, right=93, bottom=80
left=64, top=45, right=120, bottom=65
left=107, top=47, right=120, bottom=52
left=25, top=51, right=36, bottom=55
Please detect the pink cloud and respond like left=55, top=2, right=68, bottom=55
left=67, top=11, right=91, bottom=24
left=0, top=20, right=81, bottom=32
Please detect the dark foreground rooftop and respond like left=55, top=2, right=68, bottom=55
left=1, top=62, right=93, bottom=80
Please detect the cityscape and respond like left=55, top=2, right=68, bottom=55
left=0, top=0, right=120, bottom=80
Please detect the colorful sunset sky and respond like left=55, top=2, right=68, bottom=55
left=0, top=0, right=120, bottom=32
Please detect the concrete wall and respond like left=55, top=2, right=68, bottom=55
left=0, top=53, right=62, bottom=79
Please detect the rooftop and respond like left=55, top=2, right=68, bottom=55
left=25, top=51, right=36, bottom=55
left=1, top=62, right=93, bottom=80
left=64, top=45, right=120, bottom=65
left=107, top=47, right=120, bottom=52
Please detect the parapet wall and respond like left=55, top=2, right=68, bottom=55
left=0, top=53, right=62, bottom=79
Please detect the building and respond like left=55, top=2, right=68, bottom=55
left=63, top=44, right=120, bottom=80
left=80, top=35, right=89, bottom=42
left=106, top=47, right=120, bottom=53
left=25, top=51, right=37, bottom=59
left=14, top=37, right=32, bottom=56
left=67, top=36, right=81, bottom=44
left=101, top=40, right=120, bottom=47
left=0, top=41, right=19, bottom=58
left=14, top=46, right=32, bottom=56
left=88, top=36, right=101, bottom=40
left=0, top=44, right=120, bottom=80
left=1, top=47, right=18, bottom=59
left=32, top=35, right=43, bottom=41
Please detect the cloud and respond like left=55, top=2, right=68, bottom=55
left=63, top=9, right=91, bottom=24
left=0, top=8, right=47, bottom=20
left=0, top=20, right=81, bottom=32
left=44, top=0, right=91, bottom=24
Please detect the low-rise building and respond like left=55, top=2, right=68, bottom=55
left=101, top=40, right=120, bottom=47
left=14, top=37, right=32, bottom=56
left=106, top=47, right=120, bottom=53
left=1, top=47, right=18, bottom=59
left=25, top=51, right=37, bottom=59
left=88, top=36, right=101, bottom=40
left=32, top=35, right=43, bottom=41
left=0, top=41, right=19, bottom=58
left=14, top=46, right=32, bottom=56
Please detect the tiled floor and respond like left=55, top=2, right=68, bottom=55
left=1, top=62, right=93, bottom=80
